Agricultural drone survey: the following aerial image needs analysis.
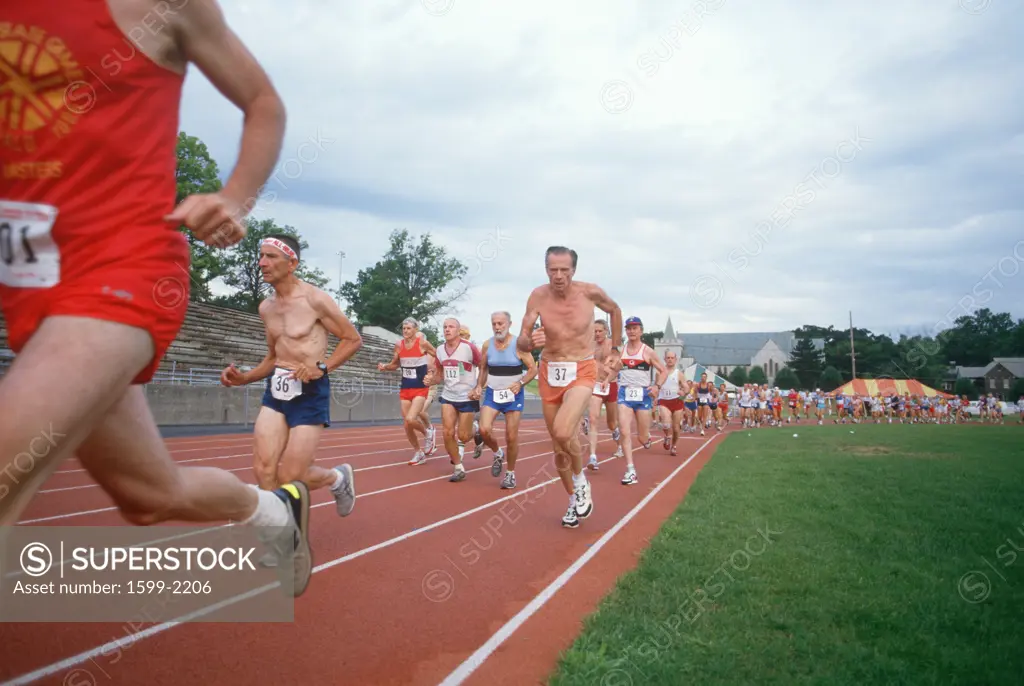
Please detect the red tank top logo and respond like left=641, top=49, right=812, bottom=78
left=0, top=23, right=85, bottom=165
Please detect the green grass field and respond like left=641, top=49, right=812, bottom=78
left=549, top=424, right=1024, bottom=685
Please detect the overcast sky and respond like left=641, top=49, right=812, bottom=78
left=186, top=0, right=1024, bottom=344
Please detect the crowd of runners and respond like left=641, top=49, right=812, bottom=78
left=3, top=1, right=1020, bottom=606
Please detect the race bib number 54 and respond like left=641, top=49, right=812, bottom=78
left=493, top=388, right=515, bottom=404
left=0, top=201, right=60, bottom=288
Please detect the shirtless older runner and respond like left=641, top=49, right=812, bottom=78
left=517, top=246, right=622, bottom=528
left=221, top=235, right=362, bottom=529
left=582, top=319, right=623, bottom=471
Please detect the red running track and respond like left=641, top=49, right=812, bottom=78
left=0, top=418, right=729, bottom=686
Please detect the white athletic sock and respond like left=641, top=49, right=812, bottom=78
left=455, top=462, right=465, bottom=472
left=330, top=468, right=344, bottom=491
left=240, top=486, right=290, bottom=528
left=572, top=471, right=585, bottom=487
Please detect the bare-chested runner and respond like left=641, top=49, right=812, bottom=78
left=221, top=235, right=363, bottom=567
left=517, top=246, right=622, bottom=528
left=582, top=319, right=623, bottom=470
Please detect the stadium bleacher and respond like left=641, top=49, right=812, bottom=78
left=0, top=301, right=403, bottom=388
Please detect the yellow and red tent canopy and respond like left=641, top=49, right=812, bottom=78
left=828, top=378, right=954, bottom=398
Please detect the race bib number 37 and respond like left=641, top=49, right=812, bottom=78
left=546, top=362, right=576, bottom=387
left=0, top=201, right=60, bottom=288
left=271, top=368, right=302, bottom=401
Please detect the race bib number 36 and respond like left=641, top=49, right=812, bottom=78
left=625, top=386, right=645, bottom=402
left=493, top=388, right=515, bottom=404
left=0, top=201, right=60, bottom=288
left=271, top=368, right=302, bottom=401
left=546, top=362, right=576, bottom=387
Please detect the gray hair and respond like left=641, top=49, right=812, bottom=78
left=491, top=311, right=512, bottom=323
left=401, top=317, right=419, bottom=328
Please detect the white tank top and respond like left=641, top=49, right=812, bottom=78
left=436, top=339, right=480, bottom=402
left=660, top=369, right=680, bottom=399
left=618, top=343, right=651, bottom=388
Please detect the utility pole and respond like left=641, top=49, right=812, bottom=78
left=849, top=310, right=856, bottom=379
left=336, top=250, right=346, bottom=305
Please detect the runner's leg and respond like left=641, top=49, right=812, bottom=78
left=252, top=406, right=289, bottom=489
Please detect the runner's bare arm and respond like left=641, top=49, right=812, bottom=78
left=172, top=0, right=286, bottom=213
left=648, top=348, right=669, bottom=388
left=314, top=292, right=363, bottom=372
left=518, top=292, right=542, bottom=352
left=239, top=301, right=279, bottom=384
left=586, top=284, right=622, bottom=348
left=379, top=344, right=401, bottom=371
left=474, top=340, right=490, bottom=392
left=518, top=350, right=538, bottom=386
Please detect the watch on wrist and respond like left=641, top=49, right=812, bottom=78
left=317, top=361, right=329, bottom=375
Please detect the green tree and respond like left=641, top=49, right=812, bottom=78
left=818, top=365, right=843, bottom=391
left=748, top=365, right=767, bottom=385
left=339, top=229, right=469, bottom=331
left=210, top=218, right=330, bottom=314
left=788, top=337, right=823, bottom=388
left=954, top=378, right=978, bottom=400
left=774, top=366, right=800, bottom=390
left=727, top=366, right=748, bottom=386
left=174, top=132, right=228, bottom=302
left=641, top=331, right=663, bottom=348
left=1011, top=378, right=1024, bottom=401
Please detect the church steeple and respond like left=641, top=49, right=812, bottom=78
left=664, top=316, right=676, bottom=342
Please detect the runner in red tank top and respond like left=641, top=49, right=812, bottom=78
left=0, top=0, right=316, bottom=597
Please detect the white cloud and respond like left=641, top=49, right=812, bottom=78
left=188, top=0, right=1024, bottom=344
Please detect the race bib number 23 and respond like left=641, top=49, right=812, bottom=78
left=0, top=201, right=60, bottom=288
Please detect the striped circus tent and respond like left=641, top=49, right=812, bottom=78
left=680, top=363, right=737, bottom=391
left=828, top=378, right=954, bottom=398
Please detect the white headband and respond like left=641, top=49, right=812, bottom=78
left=262, top=237, right=297, bottom=260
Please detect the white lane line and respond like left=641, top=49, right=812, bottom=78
left=0, top=448, right=635, bottom=686
left=436, top=434, right=720, bottom=686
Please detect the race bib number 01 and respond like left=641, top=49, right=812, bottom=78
left=625, top=386, right=645, bottom=402
left=271, top=368, right=302, bottom=401
left=0, top=201, right=60, bottom=288
left=593, top=382, right=610, bottom=396
left=402, top=367, right=418, bottom=379
left=659, top=386, right=676, bottom=399
left=493, top=388, right=515, bottom=404
left=546, top=362, right=576, bottom=387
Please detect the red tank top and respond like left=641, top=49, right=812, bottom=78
left=1, top=1, right=188, bottom=291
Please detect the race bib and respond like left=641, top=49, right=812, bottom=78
left=546, top=361, right=576, bottom=387
left=443, top=365, right=460, bottom=384
left=271, top=368, right=302, bottom=401
left=593, top=382, right=610, bottom=396
left=402, top=367, right=418, bottom=379
left=493, top=388, right=515, bottom=404
left=658, top=386, right=675, bottom=400
left=0, top=201, right=60, bottom=288
left=625, top=386, right=645, bottom=402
